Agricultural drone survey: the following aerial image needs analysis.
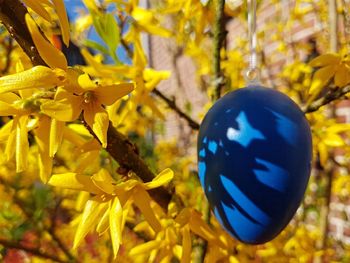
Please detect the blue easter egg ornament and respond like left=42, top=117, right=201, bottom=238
left=197, top=85, right=312, bottom=244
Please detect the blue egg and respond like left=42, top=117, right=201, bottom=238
left=197, top=85, right=312, bottom=244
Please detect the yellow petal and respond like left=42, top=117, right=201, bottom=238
left=82, top=0, right=100, bottom=13
left=0, top=93, right=21, bottom=103
left=309, top=65, right=337, bottom=96
left=34, top=116, right=52, bottom=182
left=83, top=102, right=109, bottom=147
left=327, top=123, right=350, bottom=133
left=144, top=69, right=170, bottom=91
left=92, top=169, right=116, bottom=194
left=0, top=120, right=13, bottom=143
left=133, top=40, right=147, bottom=69
left=317, top=142, right=329, bottom=167
left=175, top=208, right=192, bottom=226
left=133, top=221, right=156, bottom=238
left=323, top=133, right=344, bottom=147
left=73, top=199, right=108, bottom=249
left=109, top=197, right=123, bottom=258
left=132, top=186, right=161, bottom=233
left=49, top=119, right=64, bottom=157
left=0, top=101, right=18, bottom=116
left=143, top=93, right=165, bottom=120
left=80, top=48, right=133, bottom=78
left=63, top=126, right=86, bottom=147
left=144, top=168, right=174, bottom=189
left=22, top=0, right=52, bottom=22
left=52, top=0, right=70, bottom=47
left=309, top=53, right=341, bottom=67
left=75, top=150, right=100, bottom=174
left=41, top=94, right=83, bottom=122
left=0, top=66, right=64, bottom=94
left=76, top=191, right=90, bottom=212
left=68, top=123, right=93, bottom=138
left=334, top=65, right=350, bottom=87
left=121, top=199, right=132, bottom=229
left=76, top=139, right=100, bottom=154
left=25, top=14, right=68, bottom=69
left=181, top=226, right=191, bottom=263
left=96, top=203, right=110, bottom=235
left=94, top=83, right=134, bottom=106
left=140, top=24, right=172, bottom=37
left=129, top=240, right=162, bottom=256
left=229, top=256, right=240, bottom=263
left=48, top=173, right=102, bottom=194
left=16, top=115, right=29, bottom=173
left=5, top=120, right=16, bottom=161
left=188, top=210, right=219, bottom=245
left=78, top=74, right=96, bottom=90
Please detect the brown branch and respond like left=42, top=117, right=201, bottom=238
left=2, top=0, right=172, bottom=210
left=213, top=0, right=227, bottom=100
left=48, top=229, right=76, bottom=262
left=303, top=85, right=350, bottom=113
left=0, top=0, right=47, bottom=66
left=105, top=124, right=172, bottom=208
left=0, top=238, right=67, bottom=263
left=152, top=88, right=200, bottom=130
left=82, top=121, right=172, bottom=209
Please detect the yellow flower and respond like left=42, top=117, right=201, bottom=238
left=0, top=65, right=66, bottom=178
left=309, top=53, right=350, bottom=96
left=48, top=168, right=174, bottom=258
left=130, top=6, right=172, bottom=37
left=41, top=73, right=134, bottom=147
left=308, top=111, right=350, bottom=167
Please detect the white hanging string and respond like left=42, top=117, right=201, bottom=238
left=246, top=0, right=260, bottom=86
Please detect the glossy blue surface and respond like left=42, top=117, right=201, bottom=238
left=197, top=86, right=312, bottom=244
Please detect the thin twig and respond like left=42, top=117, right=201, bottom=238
left=119, top=28, right=200, bottom=131
left=0, top=0, right=47, bottom=66
left=83, top=120, right=172, bottom=209
left=213, top=0, right=226, bottom=100
left=152, top=88, right=200, bottom=130
left=49, top=199, right=76, bottom=262
left=0, top=177, right=71, bottom=262
left=0, top=238, right=67, bottom=263
left=303, top=85, right=350, bottom=113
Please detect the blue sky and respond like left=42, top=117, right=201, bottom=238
left=64, top=0, right=130, bottom=64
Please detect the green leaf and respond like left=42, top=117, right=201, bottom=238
left=91, top=13, right=120, bottom=54
left=84, top=39, right=109, bottom=54
left=11, top=222, right=32, bottom=241
left=104, top=13, right=120, bottom=53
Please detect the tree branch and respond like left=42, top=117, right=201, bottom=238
left=0, top=238, right=67, bottom=263
left=303, top=85, right=350, bottom=113
left=104, top=123, right=172, bottom=208
left=0, top=0, right=47, bottom=66
left=1, top=0, right=172, bottom=210
left=152, top=88, right=200, bottom=130
left=213, top=0, right=226, bottom=100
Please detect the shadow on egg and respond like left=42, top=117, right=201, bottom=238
left=197, top=86, right=312, bottom=244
